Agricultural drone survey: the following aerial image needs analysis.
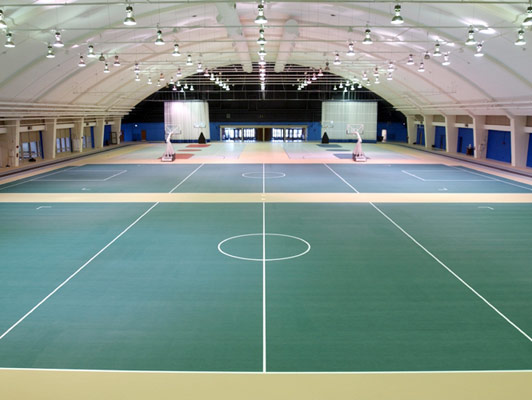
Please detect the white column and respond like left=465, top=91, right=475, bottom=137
left=510, top=115, right=527, bottom=168
left=406, top=115, right=416, bottom=145
left=444, top=115, right=458, bottom=154
left=5, top=119, right=21, bottom=167
left=423, top=114, right=434, bottom=149
left=72, top=118, right=84, bottom=152
left=112, top=117, right=122, bottom=144
left=471, top=115, right=487, bottom=159
left=43, top=118, right=57, bottom=160
left=94, top=118, right=105, bottom=149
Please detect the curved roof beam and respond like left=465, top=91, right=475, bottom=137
left=274, top=19, right=299, bottom=73
left=216, top=3, right=252, bottom=73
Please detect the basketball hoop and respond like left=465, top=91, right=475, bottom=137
left=165, top=124, right=182, bottom=141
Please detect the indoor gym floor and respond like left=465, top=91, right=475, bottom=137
left=0, top=142, right=531, bottom=399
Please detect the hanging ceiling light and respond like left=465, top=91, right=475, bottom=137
left=362, top=71, right=368, bottom=81
left=172, top=43, right=181, bottom=57
left=176, top=80, right=181, bottom=87
left=177, top=67, right=182, bottom=77
left=4, top=32, right=15, bottom=48
left=373, top=67, right=379, bottom=77
left=312, top=71, right=317, bottom=80
left=417, top=61, right=425, bottom=72
left=135, top=73, right=140, bottom=82
left=148, top=77, right=152, bottom=85
left=113, top=55, right=120, bottom=67
left=172, top=84, right=177, bottom=91
left=186, top=54, right=193, bottom=65
left=78, top=55, right=86, bottom=67
left=318, top=68, right=323, bottom=77
left=103, top=63, right=110, bottom=73
left=332, top=85, right=337, bottom=91
left=357, top=82, right=362, bottom=88
left=391, top=4, right=404, bottom=25
left=375, top=76, right=380, bottom=84
left=406, top=54, right=414, bottom=65
left=98, top=53, right=105, bottom=62
left=515, top=27, right=526, bottom=46
left=523, top=6, right=532, bottom=26
left=134, top=63, right=140, bottom=73
left=346, top=41, right=355, bottom=56
left=157, top=80, right=161, bottom=87
left=433, top=42, right=442, bottom=57
left=204, top=68, right=209, bottom=77
left=257, top=27, right=267, bottom=45
left=46, top=44, right=55, bottom=58
left=258, top=56, right=266, bottom=66
left=387, top=60, right=395, bottom=71
left=210, top=73, right=215, bottom=81
left=324, top=61, right=330, bottom=72
left=0, top=10, right=7, bottom=29
left=87, top=44, right=96, bottom=58
left=197, top=62, right=203, bottom=73
left=154, top=29, right=165, bottom=46
left=190, top=85, right=195, bottom=91
left=169, top=77, right=175, bottom=86
left=123, top=5, right=136, bottom=26
left=386, top=72, right=393, bottom=80
left=474, top=42, right=484, bottom=57
left=363, top=28, right=373, bottom=45
left=184, top=83, right=189, bottom=89
left=465, top=26, right=476, bottom=45
left=159, top=72, right=164, bottom=81
left=339, top=82, right=343, bottom=89
left=255, top=2, right=268, bottom=24
left=442, top=53, right=451, bottom=66
left=53, top=31, right=64, bottom=48
left=333, top=52, right=341, bottom=65
left=258, top=45, right=267, bottom=57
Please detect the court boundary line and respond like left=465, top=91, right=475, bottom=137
left=0, top=367, right=530, bottom=374
left=0, top=166, right=79, bottom=191
left=0, top=202, right=160, bottom=341
left=401, top=169, right=494, bottom=182
left=262, top=163, right=267, bottom=373
left=36, top=168, right=128, bottom=182
left=369, top=203, right=532, bottom=343
left=323, top=164, right=360, bottom=193
left=168, top=164, right=204, bottom=193
left=326, top=165, right=532, bottom=343
left=452, top=166, right=532, bottom=191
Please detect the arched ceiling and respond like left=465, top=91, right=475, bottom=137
left=0, top=0, right=531, bottom=120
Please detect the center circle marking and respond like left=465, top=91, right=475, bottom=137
left=218, top=233, right=310, bottom=262
left=242, top=172, right=286, bottom=179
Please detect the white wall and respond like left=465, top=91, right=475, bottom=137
left=164, top=101, right=210, bottom=141
left=321, top=101, right=377, bottom=141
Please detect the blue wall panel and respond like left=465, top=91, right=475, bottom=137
left=527, top=134, right=532, bottom=168
left=104, top=125, right=112, bottom=145
left=486, top=130, right=511, bottom=163
left=122, top=122, right=165, bottom=141
left=434, top=126, right=446, bottom=149
left=457, top=127, right=474, bottom=154
left=377, top=122, right=407, bottom=142
left=416, top=125, right=425, bottom=145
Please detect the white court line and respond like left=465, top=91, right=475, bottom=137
left=168, top=164, right=204, bottom=193
left=262, top=202, right=267, bottom=373
left=0, top=166, right=79, bottom=191
left=451, top=166, right=532, bottom=191
left=102, top=170, right=128, bottom=181
left=329, top=167, right=532, bottom=344
left=262, top=163, right=265, bottom=194
left=323, top=164, right=360, bottom=193
left=0, top=202, right=160, bottom=341
left=369, top=203, right=532, bottom=343
left=0, top=367, right=530, bottom=374
left=401, top=170, right=426, bottom=181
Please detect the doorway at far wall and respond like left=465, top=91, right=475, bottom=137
left=141, top=130, right=147, bottom=141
